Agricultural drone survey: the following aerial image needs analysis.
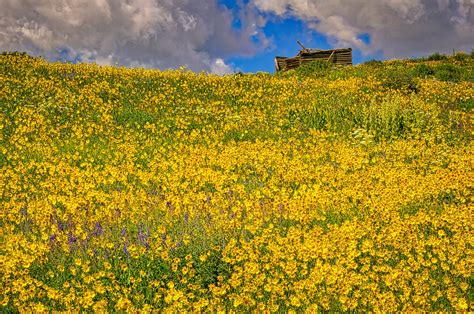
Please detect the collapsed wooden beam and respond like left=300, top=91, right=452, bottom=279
left=275, top=46, right=353, bottom=71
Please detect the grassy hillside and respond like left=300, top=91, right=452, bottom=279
left=1, top=52, right=473, bottom=311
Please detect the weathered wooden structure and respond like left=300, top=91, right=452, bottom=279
left=275, top=41, right=352, bottom=72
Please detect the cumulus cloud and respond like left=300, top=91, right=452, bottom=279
left=254, top=0, right=474, bottom=58
left=0, top=0, right=267, bottom=73
left=210, top=58, right=234, bottom=75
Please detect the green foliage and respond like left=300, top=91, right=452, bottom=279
left=412, top=64, right=435, bottom=77
left=434, top=63, right=463, bottom=82
left=453, top=52, right=469, bottom=62
left=1, top=51, right=30, bottom=57
left=292, top=60, right=332, bottom=78
left=364, top=59, right=384, bottom=67
left=427, top=52, right=448, bottom=61
left=112, top=105, right=156, bottom=128
left=272, top=54, right=473, bottom=144
left=378, top=68, right=419, bottom=93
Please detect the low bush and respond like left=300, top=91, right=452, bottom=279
left=453, top=52, right=469, bottom=62
left=434, top=63, right=462, bottom=82
left=379, top=69, right=418, bottom=93
left=427, top=52, right=448, bottom=61
left=293, top=60, right=332, bottom=78
left=364, top=59, right=383, bottom=67
left=412, top=63, right=434, bottom=78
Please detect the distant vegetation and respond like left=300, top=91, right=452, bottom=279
left=1, top=51, right=473, bottom=312
left=282, top=51, right=473, bottom=84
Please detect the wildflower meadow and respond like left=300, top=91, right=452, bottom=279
left=1, top=52, right=473, bottom=311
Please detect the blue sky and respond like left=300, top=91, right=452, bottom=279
left=226, top=16, right=383, bottom=73
left=217, top=0, right=384, bottom=72
left=229, top=17, right=332, bottom=72
left=2, top=0, right=472, bottom=74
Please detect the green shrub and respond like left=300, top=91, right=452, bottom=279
left=294, top=60, right=332, bottom=78
left=364, top=59, right=383, bottom=67
left=453, top=52, right=468, bottom=62
left=434, top=64, right=462, bottom=82
left=427, top=53, right=448, bottom=61
left=1, top=51, right=30, bottom=57
left=412, top=64, right=434, bottom=78
left=379, top=69, right=418, bottom=93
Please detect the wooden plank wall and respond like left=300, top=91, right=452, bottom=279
left=275, top=48, right=352, bottom=72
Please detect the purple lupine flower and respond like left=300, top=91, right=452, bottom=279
left=166, top=201, right=171, bottom=208
left=95, top=222, right=103, bottom=236
left=145, top=232, right=150, bottom=248
left=137, top=223, right=149, bottom=248
left=120, top=228, right=126, bottom=238
left=57, top=219, right=64, bottom=231
left=68, top=232, right=77, bottom=245
left=184, top=212, right=189, bottom=224
left=49, top=234, right=57, bottom=248
left=123, top=243, right=129, bottom=256
left=139, top=235, right=150, bottom=248
left=52, top=210, right=64, bottom=231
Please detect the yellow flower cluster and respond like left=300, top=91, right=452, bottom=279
left=1, top=53, right=473, bottom=311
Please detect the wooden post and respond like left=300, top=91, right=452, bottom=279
left=297, top=40, right=307, bottom=51
left=327, top=50, right=335, bottom=62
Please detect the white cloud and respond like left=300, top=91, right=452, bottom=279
left=210, top=58, right=234, bottom=75
left=0, top=0, right=268, bottom=72
left=3, top=0, right=470, bottom=70
left=254, top=0, right=474, bottom=58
